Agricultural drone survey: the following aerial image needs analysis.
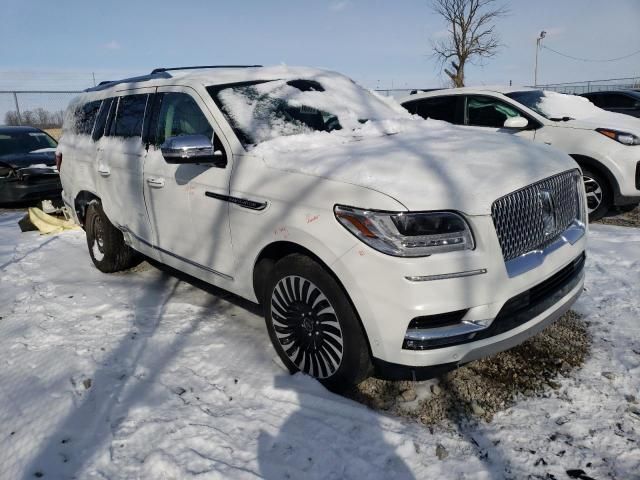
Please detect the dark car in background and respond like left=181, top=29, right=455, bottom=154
left=580, top=90, right=640, bottom=118
left=0, top=126, right=62, bottom=205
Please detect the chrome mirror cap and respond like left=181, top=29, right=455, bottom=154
left=160, top=134, right=218, bottom=164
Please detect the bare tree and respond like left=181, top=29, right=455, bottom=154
left=4, top=108, right=65, bottom=128
left=431, top=0, right=507, bottom=87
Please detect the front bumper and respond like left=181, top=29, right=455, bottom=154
left=0, top=175, right=62, bottom=204
left=330, top=214, right=587, bottom=369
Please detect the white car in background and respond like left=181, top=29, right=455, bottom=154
left=401, top=88, right=640, bottom=220
left=57, top=66, right=587, bottom=391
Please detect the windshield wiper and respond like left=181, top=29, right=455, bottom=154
left=549, top=116, right=574, bottom=122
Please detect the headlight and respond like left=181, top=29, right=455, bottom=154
left=596, top=128, right=640, bottom=146
left=334, top=205, right=474, bottom=257
left=0, top=163, right=14, bottom=178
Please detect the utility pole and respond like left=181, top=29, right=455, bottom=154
left=534, top=31, right=546, bottom=86
left=12, top=92, right=22, bottom=125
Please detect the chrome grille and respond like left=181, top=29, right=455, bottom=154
left=491, top=170, right=582, bottom=261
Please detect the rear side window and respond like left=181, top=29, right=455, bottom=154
left=72, top=100, right=102, bottom=135
left=110, top=94, right=149, bottom=138
left=92, top=98, right=113, bottom=141
left=403, top=96, right=459, bottom=123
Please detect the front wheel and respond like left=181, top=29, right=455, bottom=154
left=264, top=254, right=372, bottom=392
left=582, top=169, right=611, bottom=222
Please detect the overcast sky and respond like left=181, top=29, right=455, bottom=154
left=1, top=0, right=639, bottom=91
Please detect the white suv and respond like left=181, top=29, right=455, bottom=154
left=58, top=66, right=587, bottom=391
left=402, top=87, right=640, bottom=220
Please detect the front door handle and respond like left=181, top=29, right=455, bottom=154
left=97, top=165, right=110, bottom=177
left=146, top=177, right=165, bottom=188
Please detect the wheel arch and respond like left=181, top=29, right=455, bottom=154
left=252, top=240, right=375, bottom=362
left=570, top=154, right=619, bottom=198
left=253, top=241, right=334, bottom=306
left=74, top=190, right=101, bottom=227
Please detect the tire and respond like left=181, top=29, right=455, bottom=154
left=582, top=169, right=611, bottom=222
left=264, top=254, right=372, bottom=392
left=85, top=203, right=141, bottom=273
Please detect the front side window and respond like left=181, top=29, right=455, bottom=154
left=152, top=93, right=213, bottom=146
left=403, top=96, right=460, bottom=123
left=110, top=94, right=149, bottom=138
left=466, top=95, right=522, bottom=128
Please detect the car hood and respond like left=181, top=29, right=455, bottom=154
left=255, top=119, right=577, bottom=215
left=0, top=150, right=57, bottom=170
left=548, top=113, right=640, bottom=134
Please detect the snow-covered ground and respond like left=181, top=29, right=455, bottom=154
left=0, top=211, right=638, bottom=479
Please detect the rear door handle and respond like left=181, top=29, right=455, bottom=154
left=146, top=177, right=165, bottom=188
left=97, top=165, right=110, bottom=177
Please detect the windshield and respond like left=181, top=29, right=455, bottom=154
left=207, top=75, right=406, bottom=148
left=505, top=91, right=550, bottom=118
left=506, top=89, right=615, bottom=122
left=0, top=130, right=57, bottom=156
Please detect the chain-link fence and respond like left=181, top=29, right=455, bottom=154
left=0, top=91, right=80, bottom=138
left=533, top=77, right=640, bottom=95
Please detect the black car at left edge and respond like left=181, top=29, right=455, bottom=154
left=0, top=126, right=62, bottom=204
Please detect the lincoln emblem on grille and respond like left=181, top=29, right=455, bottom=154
left=538, top=189, right=556, bottom=236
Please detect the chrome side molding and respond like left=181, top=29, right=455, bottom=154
left=405, top=268, right=487, bottom=282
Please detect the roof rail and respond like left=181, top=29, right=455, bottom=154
left=151, top=65, right=262, bottom=74
left=84, top=72, right=171, bottom=92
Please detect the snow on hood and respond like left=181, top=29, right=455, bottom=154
left=0, top=150, right=56, bottom=169
left=253, top=118, right=577, bottom=215
left=536, top=91, right=640, bottom=132
left=19, top=163, right=56, bottom=170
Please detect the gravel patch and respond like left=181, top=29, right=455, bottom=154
left=595, top=204, right=640, bottom=227
left=348, top=310, right=591, bottom=424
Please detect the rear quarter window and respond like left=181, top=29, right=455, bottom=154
left=67, top=99, right=102, bottom=135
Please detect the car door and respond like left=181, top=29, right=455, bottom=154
left=95, top=90, right=154, bottom=243
left=143, top=87, right=235, bottom=279
left=463, top=95, right=537, bottom=141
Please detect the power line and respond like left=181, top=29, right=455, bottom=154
left=541, top=45, right=640, bottom=63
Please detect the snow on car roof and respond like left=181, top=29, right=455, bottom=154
left=84, top=66, right=350, bottom=93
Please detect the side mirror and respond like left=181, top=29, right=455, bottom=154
left=160, top=134, right=226, bottom=166
left=503, top=116, right=529, bottom=129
